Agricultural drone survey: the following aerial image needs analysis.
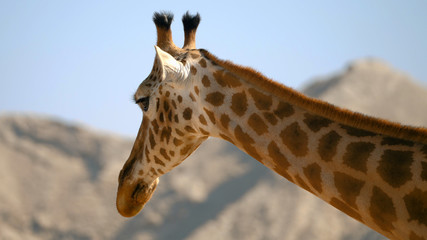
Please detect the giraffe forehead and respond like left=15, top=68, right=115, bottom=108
left=136, top=49, right=203, bottom=99
left=134, top=66, right=164, bottom=99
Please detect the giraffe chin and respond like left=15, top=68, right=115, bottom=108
left=116, top=178, right=159, bottom=218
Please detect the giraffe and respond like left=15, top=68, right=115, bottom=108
left=116, top=12, right=427, bottom=240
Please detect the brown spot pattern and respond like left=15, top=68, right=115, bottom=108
left=343, top=142, right=375, bottom=172
left=248, top=113, right=268, bottom=135
left=205, top=92, right=225, bottom=106
left=303, top=163, right=323, bottom=193
left=183, top=108, right=193, bottom=120
left=185, top=126, right=197, bottom=133
left=280, top=122, right=308, bottom=157
left=190, top=66, right=197, bottom=75
left=231, top=92, right=248, bottom=116
left=199, top=128, right=209, bottom=135
left=203, top=108, right=216, bottom=124
left=249, top=88, right=273, bottom=110
left=234, top=125, right=254, bottom=145
left=159, top=148, right=170, bottom=161
left=318, top=131, right=341, bottom=162
left=178, top=95, right=183, bottom=103
left=180, top=144, right=193, bottom=156
left=213, top=70, right=227, bottom=87
left=199, top=115, right=207, bottom=125
left=340, top=125, right=377, bottom=137
left=194, top=86, right=199, bottom=95
left=213, top=70, right=241, bottom=88
left=159, top=112, right=164, bottom=123
left=202, top=75, right=210, bottom=87
left=175, top=129, right=184, bottom=136
left=173, top=137, right=183, bottom=146
left=330, top=198, right=363, bottom=223
left=198, top=58, right=207, bottom=68
left=223, top=71, right=242, bottom=87
left=148, top=129, right=156, bottom=148
left=334, top=172, right=365, bottom=208
left=274, top=101, right=294, bottom=119
left=190, top=52, right=200, bottom=59
left=369, top=186, right=397, bottom=232
left=381, top=137, right=414, bottom=147
left=144, top=147, right=151, bottom=163
left=378, top=150, right=413, bottom=188
left=156, top=98, right=160, bottom=112
left=189, top=93, right=196, bottom=102
left=151, top=119, right=159, bottom=134
left=163, top=100, right=170, bottom=112
left=168, top=111, right=173, bottom=122
left=273, top=165, right=293, bottom=182
left=267, top=141, right=290, bottom=169
left=403, top=188, right=427, bottom=227
left=219, top=133, right=234, bottom=143
left=154, top=156, right=165, bottom=167
left=294, top=175, right=313, bottom=193
left=160, top=127, right=172, bottom=144
left=263, top=112, right=278, bottom=125
left=303, top=113, right=333, bottom=132
left=150, top=167, right=157, bottom=176
left=220, top=114, right=231, bottom=130
left=234, top=125, right=261, bottom=159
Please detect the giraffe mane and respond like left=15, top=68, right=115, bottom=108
left=200, top=49, right=427, bottom=145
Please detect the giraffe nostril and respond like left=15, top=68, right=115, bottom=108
left=131, top=183, right=146, bottom=200
left=131, top=179, right=159, bottom=203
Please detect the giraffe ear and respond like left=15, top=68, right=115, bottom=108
left=154, top=46, right=189, bottom=80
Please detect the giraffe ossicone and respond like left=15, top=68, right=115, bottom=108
left=116, top=11, right=427, bottom=240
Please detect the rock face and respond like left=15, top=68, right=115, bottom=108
left=1, top=59, right=426, bottom=240
left=304, top=59, right=427, bottom=127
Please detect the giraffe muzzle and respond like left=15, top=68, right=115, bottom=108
left=116, top=178, right=159, bottom=217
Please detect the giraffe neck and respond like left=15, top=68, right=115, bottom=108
left=193, top=51, right=427, bottom=240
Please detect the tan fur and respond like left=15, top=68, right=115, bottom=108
left=155, top=27, right=183, bottom=56
left=183, top=30, right=197, bottom=49
left=200, top=50, right=427, bottom=144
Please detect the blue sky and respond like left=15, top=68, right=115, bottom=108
left=1, top=1, right=426, bottom=137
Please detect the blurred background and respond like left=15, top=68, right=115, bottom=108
left=1, top=0, right=426, bottom=136
left=1, top=1, right=426, bottom=239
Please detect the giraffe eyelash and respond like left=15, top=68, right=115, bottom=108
left=135, top=97, right=150, bottom=111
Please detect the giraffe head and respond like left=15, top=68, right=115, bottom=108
left=116, top=12, right=207, bottom=217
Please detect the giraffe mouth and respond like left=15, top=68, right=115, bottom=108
left=116, top=178, right=159, bottom=217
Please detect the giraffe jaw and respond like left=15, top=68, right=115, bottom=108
left=116, top=178, right=159, bottom=217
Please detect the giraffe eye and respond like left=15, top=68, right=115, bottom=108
left=136, top=97, right=150, bottom=111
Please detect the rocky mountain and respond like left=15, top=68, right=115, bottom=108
left=1, top=59, right=426, bottom=240
left=304, top=58, right=427, bottom=127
